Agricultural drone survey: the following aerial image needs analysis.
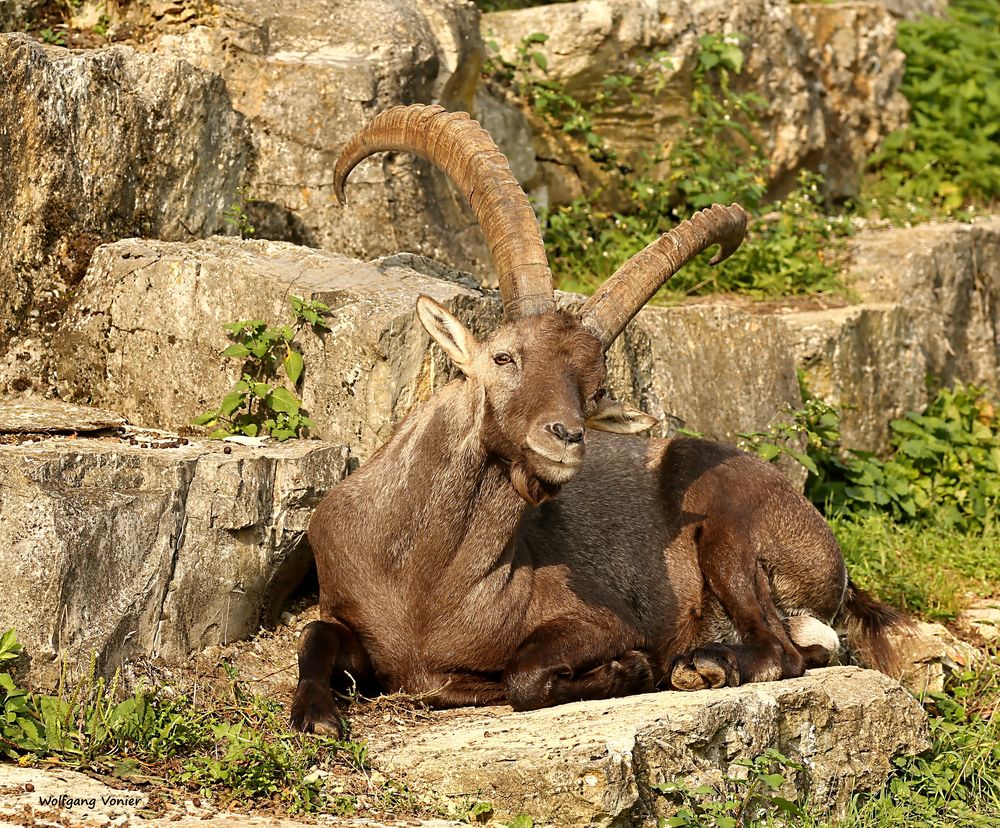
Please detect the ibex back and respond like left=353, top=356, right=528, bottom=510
left=291, top=105, right=909, bottom=735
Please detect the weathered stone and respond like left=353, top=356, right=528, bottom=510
left=53, top=238, right=804, bottom=465
left=145, top=0, right=492, bottom=280
left=957, top=599, right=1000, bottom=644
left=890, top=621, right=980, bottom=696
left=0, top=33, right=251, bottom=395
left=52, top=238, right=504, bottom=464
left=781, top=217, right=1000, bottom=452
left=371, top=667, right=928, bottom=824
left=482, top=0, right=907, bottom=204
left=0, top=399, right=126, bottom=434
left=0, top=411, right=348, bottom=686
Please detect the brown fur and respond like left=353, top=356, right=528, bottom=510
left=290, top=306, right=909, bottom=734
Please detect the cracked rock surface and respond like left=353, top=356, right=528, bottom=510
left=0, top=409, right=348, bottom=687
left=0, top=32, right=252, bottom=395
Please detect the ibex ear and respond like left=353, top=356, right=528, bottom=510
left=586, top=398, right=658, bottom=434
left=416, top=295, right=478, bottom=374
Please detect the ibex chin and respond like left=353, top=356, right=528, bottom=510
left=291, top=104, right=909, bottom=735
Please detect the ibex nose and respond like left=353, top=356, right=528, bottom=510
left=548, top=422, right=584, bottom=445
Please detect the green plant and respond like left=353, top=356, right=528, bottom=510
left=0, top=630, right=372, bottom=814
left=194, top=296, right=331, bottom=441
left=744, top=384, right=1000, bottom=534
left=652, top=749, right=807, bottom=827
left=866, top=0, right=1000, bottom=213
left=511, top=32, right=850, bottom=300
left=223, top=187, right=257, bottom=238
left=37, top=27, right=67, bottom=45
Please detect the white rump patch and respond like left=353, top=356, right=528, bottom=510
left=787, top=615, right=841, bottom=656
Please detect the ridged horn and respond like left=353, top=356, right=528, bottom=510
left=579, top=203, right=749, bottom=349
left=334, top=104, right=555, bottom=319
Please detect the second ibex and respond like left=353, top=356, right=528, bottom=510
left=291, top=104, right=909, bottom=735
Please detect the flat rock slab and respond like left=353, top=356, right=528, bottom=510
left=0, top=399, right=127, bottom=434
left=0, top=403, right=349, bottom=686
left=370, top=667, right=928, bottom=824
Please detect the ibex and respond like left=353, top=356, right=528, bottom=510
left=291, top=104, right=908, bottom=735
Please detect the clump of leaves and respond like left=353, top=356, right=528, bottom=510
left=223, top=187, right=257, bottom=238
left=867, top=0, right=1000, bottom=212
left=194, top=296, right=331, bottom=441
left=652, top=749, right=807, bottom=827
left=504, top=31, right=850, bottom=300
left=745, top=384, right=1000, bottom=534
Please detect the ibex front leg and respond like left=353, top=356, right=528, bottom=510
left=503, top=620, right=654, bottom=711
left=290, top=618, right=374, bottom=736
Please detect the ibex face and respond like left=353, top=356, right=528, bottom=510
left=417, top=296, right=656, bottom=505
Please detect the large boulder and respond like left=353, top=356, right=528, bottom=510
left=0, top=401, right=348, bottom=687
left=782, top=217, right=1000, bottom=451
left=371, top=667, right=928, bottom=823
left=144, top=0, right=492, bottom=280
left=51, top=237, right=804, bottom=462
left=481, top=0, right=907, bottom=205
left=0, top=32, right=252, bottom=395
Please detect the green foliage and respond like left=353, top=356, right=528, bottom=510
left=37, top=27, right=67, bottom=45
left=833, top=512, right=1000, bottom=621
left=867, top=0, right=1000, bottom=212
left=0, top=630, right=366, bottom=813
left=652, top=749, right=807, bottom=827
left=223, top=187, right=257, bottom=238
left=194, top=296, right=331, bottom=441
left=744, top=384, right=1000, bottom=534
left=496, top=31, right=851, bottom=300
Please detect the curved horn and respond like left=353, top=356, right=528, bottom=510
left=579, top=203, right=749, bottom=349
left=335, top=104, right=554, bottom=319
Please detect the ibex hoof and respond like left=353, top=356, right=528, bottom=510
left=669, top=646, right=740, bottom=691
left=290, top=680, right=344, bottom=738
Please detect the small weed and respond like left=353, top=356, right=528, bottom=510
left=194, top=296, right=331, bottom=441
left=37, top=27, right=67, bottom=45
left=223, top=187, right=257, bottom=238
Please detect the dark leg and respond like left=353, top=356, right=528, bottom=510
left=290, top=618, right=374, bottom=736
left=503, top=620, right=653, bottom=711
left=671, top=526, right=809, bottom=691
left=418, top=672, right=508, bottom=708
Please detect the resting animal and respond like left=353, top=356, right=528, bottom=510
left=290, top=104, right=908, bottom=735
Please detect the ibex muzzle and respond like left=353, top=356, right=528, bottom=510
left=291, top=105, right=911, bottom=737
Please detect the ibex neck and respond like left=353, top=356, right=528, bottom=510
left=357, top=380, right=528, bottom=574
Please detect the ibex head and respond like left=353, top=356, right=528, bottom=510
left=335, top=104, right=748, bottom=504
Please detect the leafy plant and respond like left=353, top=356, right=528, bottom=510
left=37, top=27, right=67, bottom=45
left=193, top=296, right=331, bottom=441
left=223, top=187, right=257, bottom=238
left=652, top=749, right=807, bottom=827
left=867, top=0, right=1000, bottom=212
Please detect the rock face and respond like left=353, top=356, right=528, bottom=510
left=371, top=667, right=928, bottom=824
left=481, top=0, right=907, bottom=205
left=783, top=218, right=1000, bottom=451
left=0, top=411, right=348, bottom=687
left=0, top=32, right=252, bottom=395
left=145, top=0, right=492, bottom=280
left=52, top=237, right=804, bottom=462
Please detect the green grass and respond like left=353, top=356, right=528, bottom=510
left=833, top=513, right=1000, bottom=622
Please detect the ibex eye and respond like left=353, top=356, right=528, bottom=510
left=493, top=352, right=514, bottom=366
left=594, top=388, right=607, bottom=401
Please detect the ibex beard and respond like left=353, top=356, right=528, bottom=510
left=290, top=104, right=911, bottom=737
